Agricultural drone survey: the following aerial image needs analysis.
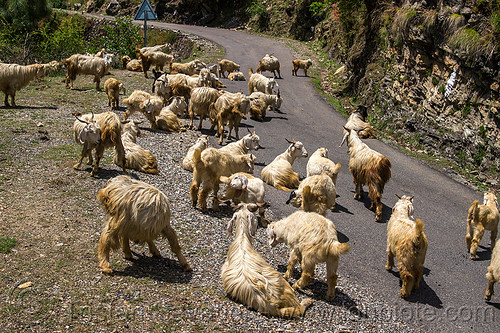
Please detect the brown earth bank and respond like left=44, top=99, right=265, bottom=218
left=80, top=0, right=500, bottom=190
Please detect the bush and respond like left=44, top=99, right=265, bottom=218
left=94, top=16, right=141, bottom=58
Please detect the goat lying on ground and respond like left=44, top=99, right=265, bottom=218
left=0, top=62, right=52, bottom=106
left=182, top=135, right=210, bottom=172
left=261, top=140, right=308, bottom=191
left=306, top=147, right=341, bottom=185
left=292, top=58, right=312, bottom=76
left=267, top=211, right=349, bottom=300
left=256, top=54, right=282, bottom=79
left=466, top=192, right=499, bottom=260
left=104, top=78, right=126, bottom=109
left=191, top=148, right=255, bottom=212
left=121, top=56, right=143, bottom=72
left=286, top=173, right=336, bottom=216
left=485, top=238, right=500, bottom=300
left=219, top=131, right=260, bottom=156
left=115, top=120, right=159, bottom=174
left=221, top=203, right=313, bottom=317
left=344, top=128, right=391, bottom=222
left=123, top=90, right=164, bottom=130
left=219, top=173, right=269, bottom=226
left=339, top=105, right=376, bottom=147
left=228, top=72, right=246, bottom=81
left=169, top=59, right=205, bottom=76
left=73, top=111, right=127, bottom=176
left=97, top=175, right=191, bottom=274
left=385, top=195, right=428, bottom=298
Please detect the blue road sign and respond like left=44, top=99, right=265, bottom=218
left=134, top=0, right=158, bottom=20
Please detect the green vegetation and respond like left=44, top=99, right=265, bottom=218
left=0, top=237, right=16, bottom=253
left=97, top=16, right=142, bottom=58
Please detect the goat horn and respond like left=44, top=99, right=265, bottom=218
left=247, top=127, right=252, bottom=134
left=74, top=115, right=89, bottom=124
left=339, top=132, right=349, bottom=147
left=285, top=138, right=293, bottom=144
left=409, top=196, right=414, bottom=201
left=91, top=111, right=95, bottom=122
left=395, top=194, right=401, bottom=199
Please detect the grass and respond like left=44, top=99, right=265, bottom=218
left=0, top=237, right=16, bottom=253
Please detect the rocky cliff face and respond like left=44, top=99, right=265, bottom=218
left=84, top=0, right=499, bottom=187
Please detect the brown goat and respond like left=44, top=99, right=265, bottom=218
left=466, top=192, right=499, bottom=260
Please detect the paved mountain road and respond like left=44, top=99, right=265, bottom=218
left=139, top=21, right=498, bottom=331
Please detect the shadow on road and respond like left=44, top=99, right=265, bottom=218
left=474, top=245, right=493, bottom=261
left=388, top=268, right=443, bottom=308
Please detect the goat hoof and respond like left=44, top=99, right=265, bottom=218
left=182, top=264, right=193, bottom=272
left=385, top=264, right=392, bottom=271
left=470, top=254, right=477, bottom=260
left=101, top=267, right=113, bottom=275
left=400, top=290, right=410, bottom=298
left=485, top=293, right=492, bottom=301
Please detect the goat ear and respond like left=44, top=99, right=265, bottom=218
left=249, top=214, right=258, bottom=237
left=78, top=128, right=88, bottom=144
left=267, top=226, right=276, bottom=247
left=285, top=190, right=296, bottom=205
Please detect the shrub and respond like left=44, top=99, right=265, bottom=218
left=94, top=16, right=141, bottom=58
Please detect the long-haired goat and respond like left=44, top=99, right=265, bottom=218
left=256, top=54, right=282, bottom=79
left=219, top=173, right=268, bottom=226
left=267, top=211, right=349, bottom=300
left=137, top=50, right=173, bottom=78
left=73, top=111, right=127, bottom=176
left=190, top=148, right=255, bottom=212
left=292, top=59, right=312, bottom=76
left=344, top=128, right=391, bottom=222
left=188, top=87, right=224, bottom=130
left=261, top=140, right=308, bottom=191
left=466, top=192, right=499, bottom=260
left=182, top=135, right=210, bottom=172
left=385, top=195, right=428, bottom=298
left=123, top=90, right=164, bottom=130
left=0, top=62, right=49, bottom=106
left=169, top=59, right=205, bottom=76
left=217, top=59, right=240, bottom=78
left=306, top=147, right=341, bottom=185
left=286, top=173, right=336, bottom=216
left=228, top=72, right=246, bottom=81
left=221, top=203, right=313, bottom=317
left=339, top=106, right=376, bottom=147
left=485, top=238, right=500, bottom=300
left=155, top=106, right=185, bottom=133
left=219, top=130, right=260, bottom=156
left=104, top=78, right=126, bottom=110
left=115, top=120, right=159, bottom=174
left=248, top=68, right=278, bottom=95
left=211, top=94, right=250, bottom=145
left=249, top=91, right=282, bottom=113
left=97, top=175, right=191, bottom=274
left=63, top=53, right=112, bottom=90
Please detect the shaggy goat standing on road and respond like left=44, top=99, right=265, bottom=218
left=267, top=211, right=349, bottom=300
left=291, top=58, right=312, bottom=76
left=97, top=175, right=191, bottom=274
left=344, top=128, right=391, bottom=222
left=466, top=192, right=499, bottom=260
left=485, top=238, right=500, bottom=301
left=221, top=203, right=313, bottom=317
left=385, top=195, right=428, bottom=298
left=256, top=54, right=282, bottom=79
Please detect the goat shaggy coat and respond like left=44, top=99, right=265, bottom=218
left=291, top=59, right=312, bottom=76
left=169, top=59, right=205, bottom=76
left=261, top=141, right=308, bottom=191
left=115, top=121, right=159, bottom=174
left=104, top=78, right=125, bottom=109
left=485, top=238, right=500, bottom=300
left=137, top=50, right=173, bottom=78
left=73, top=112, right=127, bottom=176
left=466, top=192, right=499, bottom=260
left=182, top=135, right=209, bottom=172
left=248, top=68, right=278, bottom=95
left=221, top=204, right=313, bottom=317
left=256, top=54, right=282, bottom=79
left=217, top=59, right=240, bottom=78
left=97, top=175, right=191, bottom=273
left=123, top=90, right=164, bottom=130
left=190, top=148, right=255, bottom=212
left=345, top=129, right=391, bottom=222
left=340, top=107, right=376, bottom=146
left=385, top=195, right=428, bottom=298
left=267, top=211, right=349, bottom=300
left=63, top=53, right=111, bottom=90
left=287, top=174, right=336, bottom=216
left=0, top=62, right=47, bottom=106
left=188, top=87, right=224, bottom=130
left=306, top=147, right=341, bottom=186
left=219, top=131, right=260, bottom=156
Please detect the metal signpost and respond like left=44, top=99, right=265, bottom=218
left=134, top=0, right=158, bottom=47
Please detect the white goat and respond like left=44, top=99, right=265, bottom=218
left=386, top=195, right=428, bottom=298
left=182, top=135, right=210, bottom=172
left=466, top=192, right=499, bottom=260
left=261, top=140, right=308, bottom=191
left=63, top=53, right=112, bottom=90
left=286, top=174, right=337, bottom=216
left=306, top=147, right=341, bottom=185
left=249, top=91, right=282, bottom=112
left=339, top=106, right=376, bottom=146
left=221, top=203, right=313, bottom=317
left=169, top=59, right=205, bottom=76
left=248, top=68, right=278, bottom=94
left=97, top=175, right=191, bottom=274
left=267, top=211, right=349, bottom=300
left=0, top=62, right=49, bottom=106
left=123, top=90, right=164, bottom=130
left=116, top=121, right=159, bottom=174
left=256, top=54, right=282, bottom=79
left=344, top=128, right=391, bottom=222
left=219, top=173, right=268, bottom=226
left=188, top=87, right=224, bottom=130
left=219, top=131, right=260, bottom=156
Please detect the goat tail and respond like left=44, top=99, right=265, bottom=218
left=248, top=67, right=254, bottom=76
left=415, top=218, right=425, bottom=235
left=330, top=241, right=350, bottom=256
left=468, top=200, right=479, bottom=223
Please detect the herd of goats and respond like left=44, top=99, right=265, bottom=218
left=0, top=43, right=499, bottom=318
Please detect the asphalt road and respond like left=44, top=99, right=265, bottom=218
left=136, top=21, right=500, bottom=331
